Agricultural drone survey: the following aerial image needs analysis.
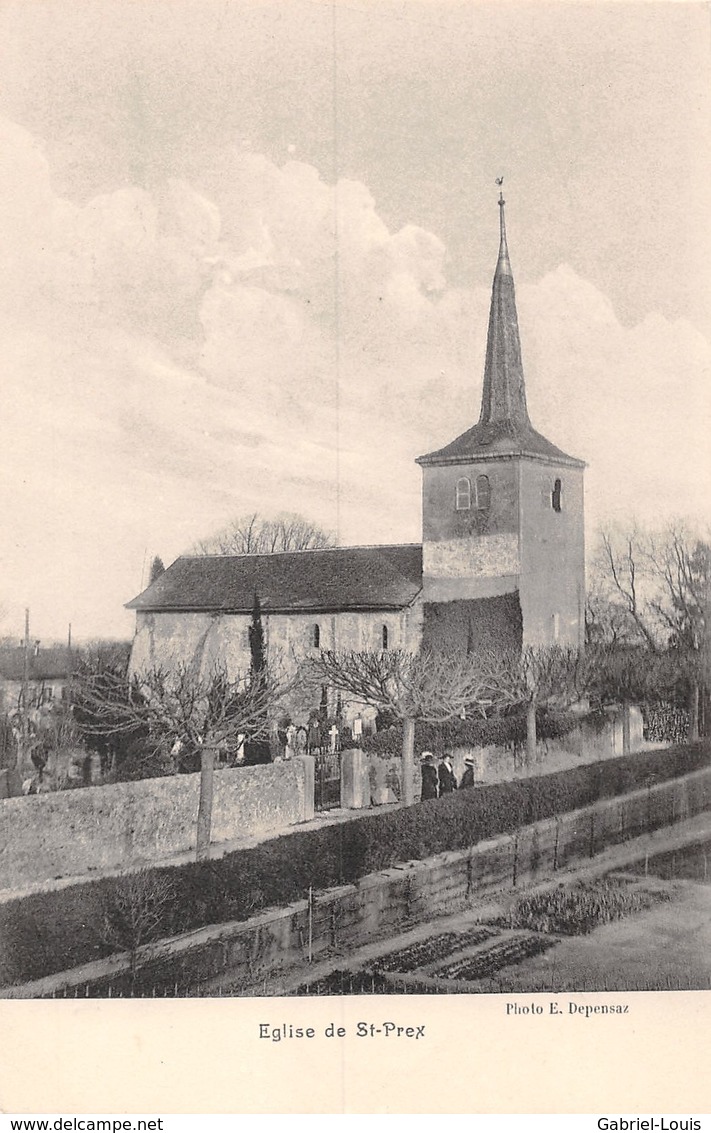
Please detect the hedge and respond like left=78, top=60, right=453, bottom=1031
left=0, top=739, right=708, bottom=987
left=362, top=707, right=589, bottom=757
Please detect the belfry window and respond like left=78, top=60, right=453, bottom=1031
left=312, top=624, right=321, bottom=648
left=552, top=479, right=562, bottom=513
left=455, top=477, right=471, bottom=510
left=475, top=475, right=491, bottom=512
left=382, top=624, right=389, bottom=650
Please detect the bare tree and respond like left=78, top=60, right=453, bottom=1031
left=99, top=869, right=176, bottom=987
left=303, top=649, right=495, bottom=805
left=77, top=661, right=289, bottom=859
left=191, top=512, right=335, bottom=556
left=593, top=522, right=710, bottom=740
left=645, top=527, right=709, bottom=740
left=476, top=646, right=586, bottom=764
left=594, top=526, right=660, bottom=650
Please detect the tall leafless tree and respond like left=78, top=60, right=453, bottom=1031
left=592, top=522, right=709, bottom=740
left=475, top=645, right=586, bottom=763
left=77, top=661, right=289, bottom=858
left=191, top=512, right=335, bottom=556
left=303, top=649, right=496, bottom=805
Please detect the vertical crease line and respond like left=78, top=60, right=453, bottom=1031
left=332, top=0, right=341, bottom=546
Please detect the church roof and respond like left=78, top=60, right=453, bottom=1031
left=126, top=544, right=424, bottom=614
left=418, top=193, right=584, bottom=469
left=418, top=419, right=584, bottom=466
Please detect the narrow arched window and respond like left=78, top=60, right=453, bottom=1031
left=475, top=474, right=491, bottom=512
left=313, top=624, right=320, bottom=648
left=382, top=624, right=389, bottom=650
left=455, top=477, right=471, bottom=510
left=552, top=478, right=562, bottom=512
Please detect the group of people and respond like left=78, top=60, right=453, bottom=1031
left=419, top=750, right=476, bottom=800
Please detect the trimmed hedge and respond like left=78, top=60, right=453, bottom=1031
left=362, top=707, right=589, bottom=757
left=0, top=740, right=708, bottom=987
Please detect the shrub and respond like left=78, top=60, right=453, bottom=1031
left=361, top=707, right=583, bottom=757
left=0, top=738, right=707, bottom=987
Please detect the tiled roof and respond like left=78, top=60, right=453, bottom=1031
left=126, top=544, right=424, bottom=613
left=0, top=647, right=72, bottom=681
left=417, top=419, right=585, bottom=466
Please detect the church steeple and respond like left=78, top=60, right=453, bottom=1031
left=478, top=192, right=530, bottom=430
left=417, top=190, right=583, bottom=468
left=417, top=187, right=586, bottom=655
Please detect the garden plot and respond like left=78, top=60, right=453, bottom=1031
left=290, top=876, right=678, bottom=995
left=425, top=932, right=558, bottom=982
left=365, top=925, right=497, bottom=973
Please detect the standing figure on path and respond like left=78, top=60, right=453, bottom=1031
left=420, top=751, right=438, bottom=800
left=438, top=751, right=457, bottom=795
left=460, top=756, right=476, bottom=790
left=308, top=716, right=321, bottom=755
left=284, top=723, right=297, bottom=761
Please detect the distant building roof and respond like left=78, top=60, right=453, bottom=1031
left=0, top=647, right=72, bottom=682
left=126, top=544, right=424, bottom=614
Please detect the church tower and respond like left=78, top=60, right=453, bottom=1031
left=416, top=192, right=585, bottom=652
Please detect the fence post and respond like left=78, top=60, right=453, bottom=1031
left=307, top=885, right=313, bottom=964
left=589, top=812, right=595, bottom=859
left=330, top=905, right=338, bottom=950
left=553, top=817, right=559, bottom=872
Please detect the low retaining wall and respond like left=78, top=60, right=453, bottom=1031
left=367, top=707, right=645, bottom=802
left=0, top=757, right=315, bottom=891
left=8, top=763, right=710, bottom=998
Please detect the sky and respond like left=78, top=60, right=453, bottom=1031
left=0, top=0, right=709, bottom=642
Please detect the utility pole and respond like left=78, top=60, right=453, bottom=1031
left=10, top=606, right=32, bottom=795
left=21, top=608, right=30, bottom=760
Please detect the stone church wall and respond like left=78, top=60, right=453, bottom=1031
left=132, top=606, right=418, bottom=679
left=130, top=605, right=423, bottom=726
left=518, top=462, right=585, bottom=649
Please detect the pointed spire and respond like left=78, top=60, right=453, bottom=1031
left=416, top=186, right=584, bottom=469
left=496, top=190, right=512, bottom=277
left=478, top=190, right=530, bottom=429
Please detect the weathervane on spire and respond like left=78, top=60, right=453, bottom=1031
left=495, top=176, right=507, bottom=245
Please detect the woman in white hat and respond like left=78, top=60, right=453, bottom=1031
left=420, top=751, right=438, bottom=800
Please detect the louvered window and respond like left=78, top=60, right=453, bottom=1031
left=552, top=479, right=562, bottom=512
left=475, top=475, right=491, bottom=512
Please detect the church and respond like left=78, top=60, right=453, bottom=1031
left=127, top=195, right=586, bottom=710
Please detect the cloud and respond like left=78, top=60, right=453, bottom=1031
left=0, top=115, right=708, bottom=641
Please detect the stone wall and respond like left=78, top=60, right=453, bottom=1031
left=366, top=707, right=641, bottom=803
left=8, top=764, right=710, bottom=998
left=0, top=757, right=314, bottom=891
